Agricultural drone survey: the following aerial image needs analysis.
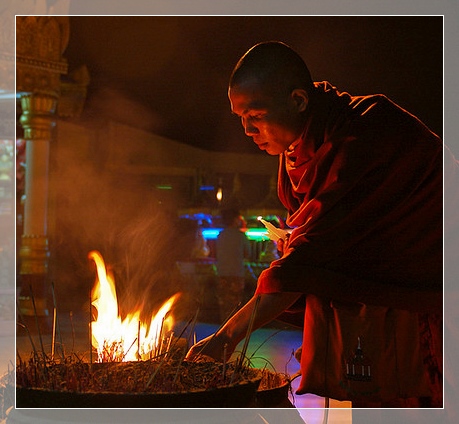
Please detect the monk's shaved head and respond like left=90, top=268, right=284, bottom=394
left=229, top=41, right=314, bottom=97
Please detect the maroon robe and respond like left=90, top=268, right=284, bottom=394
left=256, top=81, right=443, bottom=312
left=255, top=82, right=445, bottom=404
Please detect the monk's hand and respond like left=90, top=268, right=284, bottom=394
left=276, top=232, right=291, bottom=256
left=277, top=238, right=285, bottom=256
left=185, top=333, right=232, bottom=362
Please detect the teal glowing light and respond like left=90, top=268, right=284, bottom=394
left=245, top=228, right=270, bottom=241
left=202, top=228, right=269, bottom=241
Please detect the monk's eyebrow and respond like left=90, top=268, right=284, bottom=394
left=231, top=104, right=266, bottom=116
left=231, top=109, right=250, bottom=117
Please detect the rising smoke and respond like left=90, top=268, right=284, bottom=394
left=48, top=111, right=197, bottom=322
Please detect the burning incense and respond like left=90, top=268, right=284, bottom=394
left=51, top=308, right=56, bottom=360
left=28, top=285, right=46, bottom=357
left=164, top=332, right=174, bottom=359
left=89, top=285, right=93, bottom=364
left=235, top=295, right=261, bottom=373
left=145, top=314, right=197, bottom=389
left=121, top=338, right=139, bottom=362
left=172, top=308, right=200, bottom=388
left=51, top=282, right=65, bottom=359
left=222, top=343, right=228, bottom=380
left=16, top=302, right=39, bottom=361
left=69, top=311, right=75, bottom=353
left=137, top=320, right=141, bottom=360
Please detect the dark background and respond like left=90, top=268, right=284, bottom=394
left=64, top=16, right=443, bottom=154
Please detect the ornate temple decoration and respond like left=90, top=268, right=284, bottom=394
left=16, top=16, right=69, bottom=319
left=16, top=16, right=69, bottom=95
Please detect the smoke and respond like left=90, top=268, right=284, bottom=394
left=86, top=86, right=164, bottom=133
left=49, top=116, right=191, bottom=319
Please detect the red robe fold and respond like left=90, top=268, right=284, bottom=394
left=256, top=82, right=443, bottom=313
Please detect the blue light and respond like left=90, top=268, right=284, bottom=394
left=202, top=228, right=221, bottom=240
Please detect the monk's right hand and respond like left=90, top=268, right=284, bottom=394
left=185, top=333, right=234, bottom=363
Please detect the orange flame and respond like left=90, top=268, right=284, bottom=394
left=89, top=250, right=180, bottom=362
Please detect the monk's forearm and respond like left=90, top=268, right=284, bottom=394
left=216, top=291, right=302, bottom=350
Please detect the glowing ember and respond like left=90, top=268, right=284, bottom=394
left=89, top=250, right=180, bottom=362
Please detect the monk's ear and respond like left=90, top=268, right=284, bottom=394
left=291, top=89, right=309, bottom=112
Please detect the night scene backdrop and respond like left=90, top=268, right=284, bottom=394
left=63, top=16, right=443, bottom=155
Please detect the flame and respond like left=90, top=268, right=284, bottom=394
left=89, top=250, right=180, bottom=362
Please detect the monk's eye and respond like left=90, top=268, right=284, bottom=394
left=250, top=113, right=265, bottom=121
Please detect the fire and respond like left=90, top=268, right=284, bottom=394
left=89, top=250, right=180, bottom=362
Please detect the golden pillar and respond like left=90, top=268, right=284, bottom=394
left=16, top=16, right=69, bottom=325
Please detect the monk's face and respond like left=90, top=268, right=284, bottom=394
left=228, top=77, right=308, bottom=155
